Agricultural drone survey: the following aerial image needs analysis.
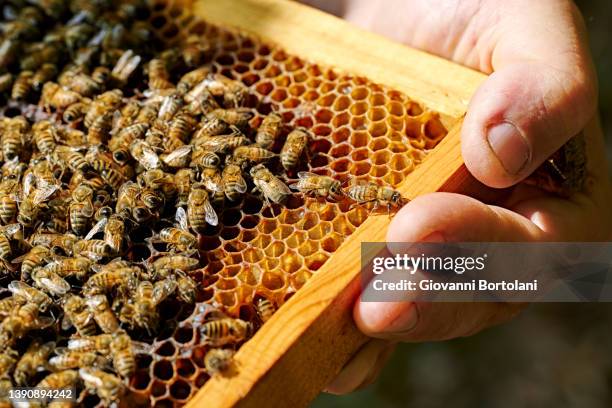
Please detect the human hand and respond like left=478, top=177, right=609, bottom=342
left=299, top=0, right=612, bottom=394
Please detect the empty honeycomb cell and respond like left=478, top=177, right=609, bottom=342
left=154, top=399, right=174, bottom=408
left=312, top=125, right=332, bottom=137
left=222, top=208, right=242, bottom=226
left=367, top=107, right=386, bottom=122
left=289, top=84, right=306, bottom=96
left=321, top=235, right=343, bottom=252
left=262, top=204, right=283, bottom=218
left=280, top=251, right=302, bottom=274
left=284, top=56, right=304, bottom=71
left=258, top=219, right=279, bottom=234
left=156, top=342, right=176, bottom=357
left=350, top=101, right=368, bottom=116
left=131, top=370, right=151, bottom=391
left=369, top=137, right=389, bottom=151
left=369, top=121, right=388, bottom=137
left=406, top=101, right=424, bottom=116
left=319, top=82, right=335, bottom=94
left=216, top=53, right=236, bottom=66
left=242, top=72, right=260, bottom=86
left=309, top=153, right=331, bottom=169
left=151, top=14, right=168, bottom=29
left=300, top=212, right=319, bottom=230
left=290, top=270, right=313, bottom=291
left=265, top=64, right=282, bottom=78
left=282, top=97, right=301, bottom=109
left=237, top=50, right=255, bottom=63
left=237, top=267, right=260, bottom=286
left=347, top=207, right=370, bottom=228
left=223, top=252, right=244, bottom=266
left=305, top=253, right=329, bottom=271
left=298, top=240, right=319, bottom=257
left=272, top=224, right=294, bottom=240
left=330, top=112, right=349, bottom=128
left=277, top=209, right=301, bottom=225
left=307, top=202, right=338, bottom=221
left=215, top=290, right=239, bottom=308
left=176, top=358, right=196, bottom=379
left=259, top=258, right=280, bottom=271
left=350, top=131, right=369, bottom=147
left=303, top=90, right=320, bottom=101
left=350, top=116, right=366, bottom=130
left=240, top=214, right=260, bottom=229
left=170, top=379, right=192, bottom=401
left=310, top=138, right=333, bottom=155
left=386, top=101, right=405, bottom=117
left=307, top=221, right=332, bottom=240
left=331, top=158, right=350, bottom=173
left=200, top=235, right=222, bottom=250
left=153, top=360, right=174, bottom=381
left=350, top=148, right=369, bottom=161
left=387, top=115, right=405, bottom=131
left=306, top=77, right=322, bottom=89
left=349, top=161, right=371, bottom=176
left=315, top=109, right=334, bottom=124
left=252, top=58, right=269, bottom=70
left=424, top=116, right=447, bottom=141
left=286, top=230, right=307, bottom=249
left=272, top=49, right=288, bottom=61
left=293, top=71, right=308, bottom=83
left=405, top=117, right=423, bottom=139
left=215, top=277, right=238, bottom=290
left=389, top=141, right=408, bottom=153
left=350, top=86, right=369, bottom=100
left=330, top=143, right=351, bottom=158
left=264, top=241, right=286, bottom=257
left=270, top=88, right=288, bottom=102
left=243, top=247, right=264, bottom=263
left=262, top=272, right=286, bottom=291
left=390, top=154, right=412, bottom=171
left=333, top=95, right=351, bottom=111
left=221, top=226, right=241, bottom=240
left=323, top=69, right=339, bottom=81
left=252, top=233, right=272, bottom=250
left=224, top=239, right=248, bottom=253
left=384, top=171, right=405, bottom=186
left=151, top=380, right=168, bottom=398
left=241, top=229, right=258, bottom=243
left=333, top=215, right=355, bottom=235
left=331, top=127, right=350, bottom=143
left=234, top=64, right=249, bottom=74
left=195, top=373, right=209, bottom=388
left=372, top=150, right=391, bottom=165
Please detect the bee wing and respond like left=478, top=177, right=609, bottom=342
left=163, top=145, right=192, bottom=165
left=40, top=277, right=70, bottom=295
left=81, top=201, right=95, bottom=218
left=297, top=171, right=318, bottom=179
left=140, top=147, right=161, bottom=170
left=175, top=207, right=189, bottom=231
left=32, top=184, right=59, bottom=204
left=79, top=368, right=104, bottom=387
left=130, top=340, right=153, bottom=355
left=235, top=178, right=248, bottom=194
left=2, top=223, right=21, bottom=236
left=84, top=217, right=108, bottom=241
left=203, top=201, right=219, bottom=226
left=60, top=314, right=73, bottom=331
left=7, top=280, right=29, bottom=294
left=33, top=316, right=55, bottom=330
left=23, top=173, right=36, bottom=197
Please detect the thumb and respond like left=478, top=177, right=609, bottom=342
left=461, top=2, right=597, bottom=188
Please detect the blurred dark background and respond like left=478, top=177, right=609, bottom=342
left=313, top=1, right=612, bottom=407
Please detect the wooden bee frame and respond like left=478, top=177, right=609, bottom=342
left=156, top=0, right=500, bottom=407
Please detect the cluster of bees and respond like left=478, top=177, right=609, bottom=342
left=0, top=0, right=405, bottom=406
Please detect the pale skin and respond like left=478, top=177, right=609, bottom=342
left=302, top=0, right=612, bottom=394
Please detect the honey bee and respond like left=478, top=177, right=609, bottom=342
left=130, top=280, right=158, bottom=332
left=14, top=339, right=55, bottom=385
left=157, top=93, right=183, bottom=122
left=0, top=349, right=17, bottom=379
left=64, top=23, right=96, bottom=52
left=90, top=158, right=128, bottom=190
left=2, top=116, right=29, bottom=161
left=135, top=101, right=159, bottom=124
left=0, top=38, right=18, bottom=70
left=0, top=73, right=13, bottom=94
left=184, top=83, right=220, bottom=116
left=153, top=275, right=178, bottom=305
left=66, top=71, right=101, bottom=98
left=52, top=146, right=90, bottom=173
left=32, top=120, right=58, bottom=156
left=151, top=254, right=199, bottom=275
left=0, top=178, right=19, bottom=224
left=200, top=318, right=253, bottom=346
left=147, top=58, right=173, bottom=90
left=129, top=140, right=161, bottom=170
left=84, top=89, right=123, bottom=128
left=91, top=66, right=111, bottom=87
left=40, top=82, right=82, bottom=109
left=204, top=74, right=248, bottom=108
left=48, top=350, right=107, bottom=371
left=79, top=367, right=124, bottom=404
left=191, top=148, right=221, bottom=169
left=187, top=186, right=219, bottom=231
left=345, top=181, right=405, bottom=213
left=14, top=245, right=49, bottom=280
left=196, top=132, right=250, bottom=154
left=255, top=112, right=283, bottom=149
left=69, top=184, right=94, bottom=235
left=39, top=257, right=91, bottom=280
left=280, top=128, right=310, bottom=170
left=161, top=145, right=192, bottom=168
left=82, top=264, right=137, bottom=296
left=193, top=117, right=229, bottom=140
left=29, top=232, right=77, bottom=256
left=0, top=302, right=54, bottom=349
left=109, top=123, right=149, bottom=161
left=111, top=49, right=141, bottom=85
left=176, top=270, right=197, bottom=303
left=109, top=331, right=136, bottom=378
left=181, top=35, right=211, bottom=68
left=31, top=268, right=71, bottom=296
left=62, top=294, right=96, bottom=336
left=115, top=181, right=140, bottom=219
left=87, top=110, right=113, bottom=145
left=35, top=370, right=79, bottom=393
left=177, top=66, right=210, bottom=95
left=11, top=70, right=33, bottom=101
left=160, top=207, right=197, bottom=251
left=0, top=223, right=20, bottom=263
left=62, top=101, right=89, bottom=123
left=221, top=160, right=248, bottom=202
left=18, top=174, right=60, bottom=228
left=206, top=108, right=253, bottom=128
left=86, top=294, right=119, bottom=334
left=204, top=348, right=235, bottom=376
left=0, top=297, right=17, bottom=320
left=168, top=112, right=198, bottom=142
left=233, top=145, right=276, bottom=165
left=137, top=169, right=177, bottom=199
left=288, top=172, right=343, bottom=199
left=255, top=297, right=276, bottom=323
left=7, top=281, right=52, bottom=311
left=32, top=63, right=58, bottom=91
left=103, top=214, right=125, bottom=255
left=200, top=167, right=225, bottom=205
left=250, top=164, right=292, bottom=204
left=175, top=168, right=196, bottom=206
left=68, top=334, right=113, bottom=355
left=73, top=239, right=113, bottom=261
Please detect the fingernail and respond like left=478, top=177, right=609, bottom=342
left=420, top=231, right=445, bottom=242
left=486, top=122, right=531, bottom=175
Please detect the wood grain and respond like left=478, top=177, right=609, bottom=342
left=182, top=0, right=490, bottom=406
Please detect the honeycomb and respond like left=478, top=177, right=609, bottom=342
left=0, top=1, right=448, bottom=406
